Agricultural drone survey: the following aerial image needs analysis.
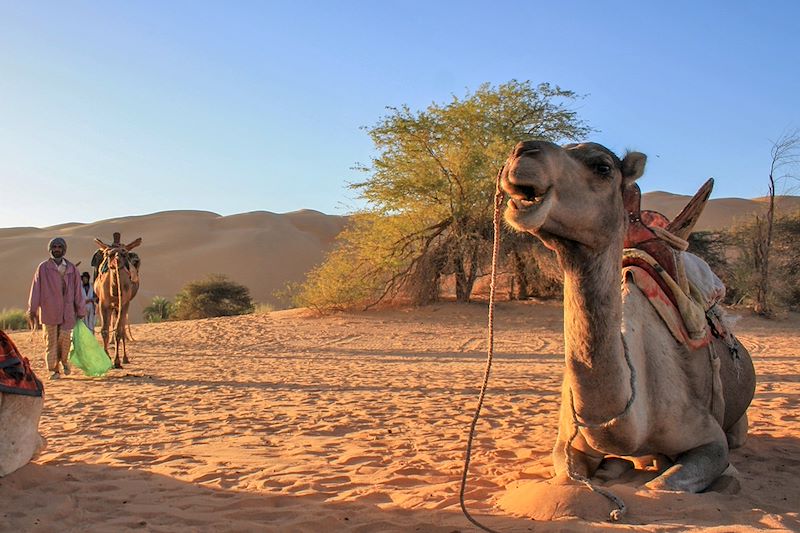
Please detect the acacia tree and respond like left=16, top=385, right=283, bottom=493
left=753, top=130, right=799, bottom=316
left=297, top=81, right=590, bottom=310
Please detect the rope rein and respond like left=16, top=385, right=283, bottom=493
left=459, top=169, right=505, bottom=533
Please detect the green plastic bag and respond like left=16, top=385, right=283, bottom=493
left=68, top=320, right=113, bottom=377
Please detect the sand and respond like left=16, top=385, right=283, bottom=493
left=2, top=301, right=798, bottom=532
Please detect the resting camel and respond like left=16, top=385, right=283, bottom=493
left=0, top=331, right=46, bottom=477
left=94, top=237, right=141, bottom=369
left=500, top=141, right=755, bottom=493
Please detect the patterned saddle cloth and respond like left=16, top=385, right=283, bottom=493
left=621, top=182, right=727, bottom=350
left=0, top=330, right=44, bottom=397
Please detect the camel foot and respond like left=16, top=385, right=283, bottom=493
left=594, top=457, right=635, bottom=482
left=114, top=363, right=123, bottom=369
left=123, top=356, right=130, bottom=364
left=644, top=441, right=728, bottom=492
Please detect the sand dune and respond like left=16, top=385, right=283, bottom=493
left=3, top=302, right=798, bottom=531
left=642, top=192, right=800, bottom=232
left=0, top=210, right=347, bottom=322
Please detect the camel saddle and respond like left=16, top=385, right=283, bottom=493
left=622, top=180, right=717, bottom=348
left=0, top=330, right=44, bottom=397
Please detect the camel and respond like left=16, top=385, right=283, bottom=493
left=0, top=331, right=46, bottom=477
left=500, top=141, right=755, bottom=494
left=94, top=237, right=141, bottom=369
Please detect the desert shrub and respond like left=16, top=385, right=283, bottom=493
left=725, top=212, right=800, bottom=310
left=687, top=231, right=730, bottom=278
left=770, top=213, right=800, bottom=310
left=519, top=240, right=562, bottom=299
left=0, top=308, right=28, bottom=331
left=142, top=296, right=173, bottom=323
left=252, top=302, right=275, bottom=315
left=293, top=214, right=406, bottom=312
left=171, top=275, right=254, bottom=320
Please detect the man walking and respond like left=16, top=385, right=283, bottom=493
left=27, top=237, right=86, bottom=379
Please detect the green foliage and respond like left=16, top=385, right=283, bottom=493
left=171, top=275, right=254, bottom=320
left=0, top=308, right=28, bottom=331
left=295, top=213, right=411, bottom=311
left=142, top=296, right=173, bottom=323
left=298, top=80, right=590, bottom=310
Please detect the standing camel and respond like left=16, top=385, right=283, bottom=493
left=500, top=141, right=755, bottom=494
left=94, top=237, right=141, bottom=369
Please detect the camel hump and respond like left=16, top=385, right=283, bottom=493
left=667, top=178, right=714, bottom=240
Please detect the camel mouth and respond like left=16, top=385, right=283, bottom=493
left=505, top=186, right=551, bottom=212
left=503, top=186, right=555, bottom=233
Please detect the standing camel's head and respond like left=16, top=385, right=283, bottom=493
left=501, top=141, right=646, bottom=253
left=94, top=238, right=142, bottom=271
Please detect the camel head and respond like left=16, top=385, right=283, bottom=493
left=94, top=237, right=142, bottom=271
left=501, top=141, right=646, bottom=253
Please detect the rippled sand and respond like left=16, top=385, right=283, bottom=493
left=3, top=302, right=798, bottom=532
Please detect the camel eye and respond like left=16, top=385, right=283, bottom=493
left=595, top=164, right=612, bottom=176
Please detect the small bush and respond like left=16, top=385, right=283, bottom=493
left=143, top=296, right=173, bottom=323
left=171, top=275, right=254, bottom=320
left=252, top=303, right=274, bottom=315
left=0, top=308, right=29, bottom=331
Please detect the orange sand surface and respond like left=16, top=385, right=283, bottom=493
left=2, top=302, right=799, bottom=532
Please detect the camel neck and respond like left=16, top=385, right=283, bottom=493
left=560, top=240, right=632, bottom=422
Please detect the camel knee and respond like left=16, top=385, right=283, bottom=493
left=552, top=438, right=603, bottom=481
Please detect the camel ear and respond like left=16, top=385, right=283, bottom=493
left=621, top=151, right=646, bottom=186
left=125, top=237, right=142, bottom=251
left=666, top=178, right=714, bottom=240
left=94, top=238, right=109, bottom=250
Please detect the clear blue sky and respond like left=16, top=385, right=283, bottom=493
left=1, top=1, right=798, bottom=228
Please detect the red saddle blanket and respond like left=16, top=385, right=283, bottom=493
left=0, top=330, right=44, bottom=397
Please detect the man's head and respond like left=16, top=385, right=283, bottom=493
left=81, top=272, right=90, bottom=284
left=112, top=232, right=121, bottom=244
left=48, top=237, right=67, bottom=259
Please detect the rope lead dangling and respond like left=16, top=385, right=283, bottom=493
left=459, top=167, right=505, bottom=533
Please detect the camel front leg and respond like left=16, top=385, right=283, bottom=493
left=120, top=334, right=128, bottom=365
left=100, top=306, right=112, bottom=361
left=120, top=303, right=130, bottom=365
left=645, top=437, right=729, bottom=492
left=552, top=398, right=604, bottom=483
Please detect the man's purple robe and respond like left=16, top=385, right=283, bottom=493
left=28, top=259, right=86, bottom=329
